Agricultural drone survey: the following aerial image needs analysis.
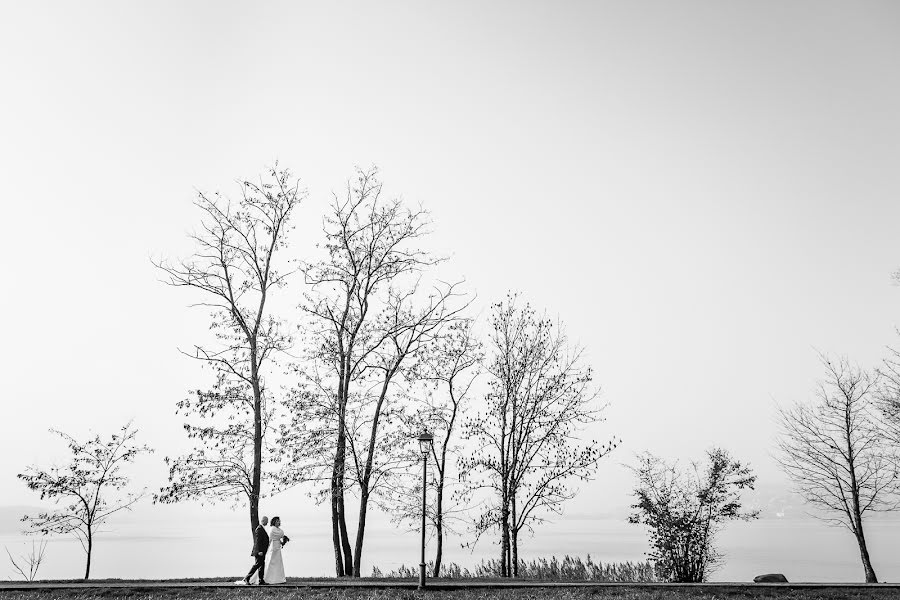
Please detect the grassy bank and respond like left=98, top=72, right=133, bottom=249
left=2, top=584, right=900, bottom=600
left=372, top=556, right=658, bottom=582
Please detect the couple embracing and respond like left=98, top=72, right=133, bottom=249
left=242, top=516, right=289, bottom=585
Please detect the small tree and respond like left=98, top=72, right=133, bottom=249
left=153, top=166, right=302, bottom=538
left=461, top=295, right=617, bottom=577
left=5, top=538, right=47, bottom=582
left=17, top=423, right=152, bottom=580
left=777, top=355, right=900, bottom=583
left=628, top=448, right=758, bottom=583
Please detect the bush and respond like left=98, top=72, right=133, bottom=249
left=371, top=555, right=660, bottom=582
left=628, top=448, right=759, bottom=583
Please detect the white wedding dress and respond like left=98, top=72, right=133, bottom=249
left=264, top=526, right=286, bottom=584
left=247, top=526, right=287, bottom=584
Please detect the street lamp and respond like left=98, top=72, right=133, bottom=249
left=417, top=431, right=434, bottom=589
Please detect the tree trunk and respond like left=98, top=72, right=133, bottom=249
left=331, top=365, right=347, bottom=576
left=857, top=535, right=878, bottom=583
left=432, top=484, right=444, bottom=577
left=511, top=492, right=518, bottom=577
left=330, top=463, right=344, bottom=575
left=854, top=518, right=878, bottom=582
left=338, top=366, right=356, bottom=577
left=511, top=527, right=519, bottom=578
left=846, top=415, right=877, bottom=584
left=338, top=479, right=353, bottom=575
left=250, top=350, right=263, bottom=537
left=249, top=400, right=261, bottom=537
left=249, top=493, right=259, bottom=540
left=500, top=501, right=510, bottom=577
left=332, top=423, right=354, bottom=577
left=332, top=404, right=348, bottom=576
left=84, top=530, right=92, bottom=580
left=434, top=378, right=460, bottom=579
left=353, top=491, right=370, bottom=577
left=352, top=375, right=392, bottom=577
left=500, top=406, right=510, bottom=579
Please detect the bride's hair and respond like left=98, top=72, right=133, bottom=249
left=272, top=516, right=281, bottom=526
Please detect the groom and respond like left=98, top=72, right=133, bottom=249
left=243, top=516, right=270, bottom=585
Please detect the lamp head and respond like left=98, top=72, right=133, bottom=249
left=417, top=431, right=434, bottom=455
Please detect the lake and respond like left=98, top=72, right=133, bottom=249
left=3, top=508, right=900, bottom=583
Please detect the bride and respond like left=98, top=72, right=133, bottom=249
left=264, top=516, right=288, bottom=584
left=247, top=516, right=289, bottom=584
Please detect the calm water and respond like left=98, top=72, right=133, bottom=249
left=3, top=512, right=900, bottom=582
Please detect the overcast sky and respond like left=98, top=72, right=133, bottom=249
left=2, top=0, right=900, bottom=541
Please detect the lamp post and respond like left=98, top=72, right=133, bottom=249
left=417, top=431, right=434, bottom=589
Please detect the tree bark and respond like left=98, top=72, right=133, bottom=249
left=511, top=526, right=519, bottom=578
left=500, top=501, right=510, bottom=577
left=856, top=529, right=878, bottom=583
left=331, top=454, right=345, bottom=576
left=337, top=361, right=355, bottom=576
left=330, top=490, right=343, bottom=576
left=433, top=484, right=444, bottom=577
left=332, top=416, right=354, bottom=576
left=846, top=403, right=878, bottom=584
left=511, top=492, right=519, bottom=577
left=84, top=530, right=92, bottom=580
left=330, top=358, right=356, bottom=578
left=433, top=377, right=461, bottom=579
left=352, top=375, right=392, bottom=577
left=332, top=379, right=346, bottom=576
left=500, top=390, right=510, bottom=579
left=853, top=510, right=878, bottom=582
left=338, top=475, right=353, bottom=575
left=250, top=343, right=262, bottom=538
left=352, top=491, right=370, bottom=577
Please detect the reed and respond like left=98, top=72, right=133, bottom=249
left=371, top=555, right=660, bottom=582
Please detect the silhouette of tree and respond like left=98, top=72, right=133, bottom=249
left=389, top=318, right=482, bottom=576
left=777, top=355, right=900, bottom=583
left=628, top=448, right=758, bottom=582
left=461, top=294, right=617, bottom=577
left=153, top=166, right=303, bottom=538
left=18, top=422, right=151, bottom=579
left=278, top=167, right=467, bottom=576
left=5, top=538, right=47, bottom=582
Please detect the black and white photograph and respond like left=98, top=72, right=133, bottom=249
left=2, top=1, right=900, bottom=598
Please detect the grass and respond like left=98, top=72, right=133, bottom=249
left=2, top=583, right=900, bottom=600
left=372, top=556, right=659, bottom=582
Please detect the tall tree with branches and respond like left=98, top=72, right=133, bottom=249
left=153, top=166, right=303, bottom=537
left=17, top=422, right=152, bottom=579
left=777, top=355, right=900, bottom=583
left=460, top=294, right=618, bottom=577
left=279, top=167, right=467, bottom=576
left=390, top=318, right=482, bottom=576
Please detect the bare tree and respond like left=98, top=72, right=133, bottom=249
left=390, top=318, right=482, bottom=576
left=153, top=166, right=303, bottom=538
left=628, top=449, right=758, bottom=582
left=278, top=167, right=467, bottom=576
left=17, top=423, right=151, bottom=579
left=460, top=294, right=618, bottom=577
left=5, top=538, right=48, bottom=582
left=876, top=343, right=900, bottom=447
left=776, top=355, right=900, bottom=583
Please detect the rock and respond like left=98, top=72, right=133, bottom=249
left=754, top=573, right=788, bottom=583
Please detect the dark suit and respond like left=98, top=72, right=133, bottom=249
left=245, top=524, right=270, bottom=583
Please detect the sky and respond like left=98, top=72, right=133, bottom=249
left=2, top=0, right=900, bottom=578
